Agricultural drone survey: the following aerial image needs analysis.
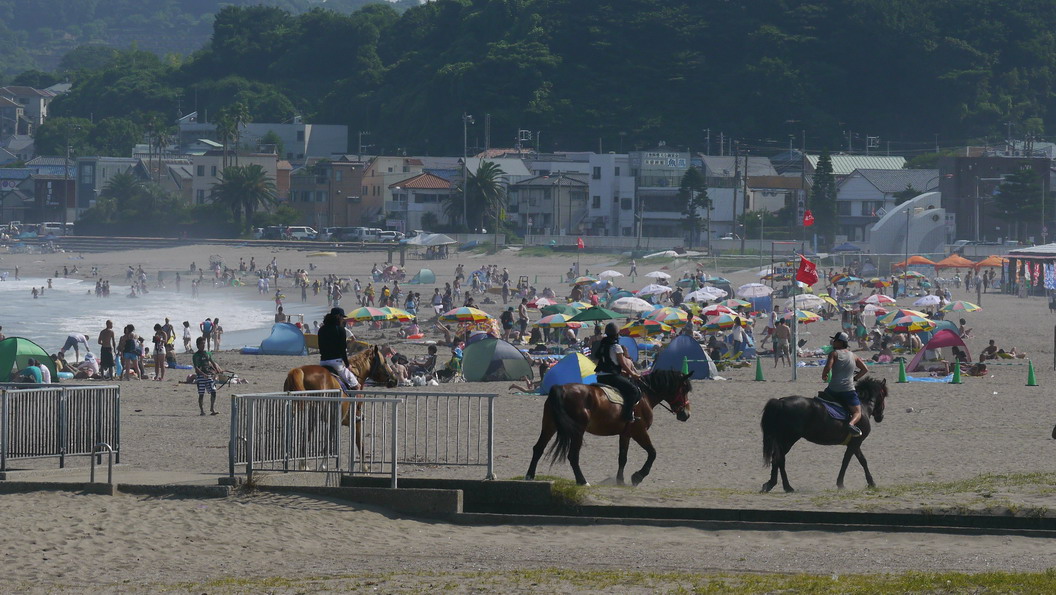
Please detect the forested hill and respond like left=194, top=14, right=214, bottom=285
left=0, top=0, right=418, bottom=72
left=17, top=0, right=1056, bottom=157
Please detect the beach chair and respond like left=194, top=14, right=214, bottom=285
left=436, top=356, right=464, bottom=383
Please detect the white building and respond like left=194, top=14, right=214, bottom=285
left=176, top=112, right=347, bottom=163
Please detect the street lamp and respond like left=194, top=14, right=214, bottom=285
left=462, top=113, right=474, bottom=231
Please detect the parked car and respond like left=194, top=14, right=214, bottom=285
left=286, top=226, right=317, bottom=239
left=378, top=230, right=404, bottom=242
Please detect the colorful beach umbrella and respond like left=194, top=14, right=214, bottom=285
left=941, top=300, right=982, bottom=313
left=647, top=307, right=690, bottom=327
left=700, top=304, right=735, bottom=316
left=347, top=306, right=393, bottom=321
left=899, top=271, right=927, bottom=279
left=703, top=313, right=749, bottom=330
left=878, top=308, right=929, bottom=325
left=619, top=319, right=672, bottom=337
left=722, top=299, right=752, bottom=309
left=439, top=306, right=492, bottom=323
left=833, top=275, right=863, bottom=284
left=532, top=297, right=555, bottom=308
left=572, top=275, right=598, bottom=286
left=866, top=278, right=892, bottom=288
left=862, top=294, right=896, bottom=305
left=534, top=314, right=583, bottom=329
left=380, top=307, right=414, bottom=322
left=783, top=309, right=821, bottom=324
left=569, top=301, right=593, bottom=310
left=887, top=314, right=936, bottom=333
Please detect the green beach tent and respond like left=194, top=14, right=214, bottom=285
left=0, top=337, right=58, bottom=382
left=462, top=338, right=533, bottom=382
left=408, top=268, right=436, bottom=284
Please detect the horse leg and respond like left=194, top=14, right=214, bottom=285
left=616, top=434, right=631, bottom=486
left=525, top=410, right=555, bottom=480
left=836, top=445, right=855, bottom=489
left=628, top=430, right=656, bottom=487
left=567, top=432, right=589, bottom=486
left=761, top=440, right=796, bottom=493
left=777, top=443, right=795, bottom=492
left=853, top=445, right=876, bottom=488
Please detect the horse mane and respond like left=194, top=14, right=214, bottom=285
left=855, top=377, right=886, bottom=404
left=639, top=369, right=690, bottom=396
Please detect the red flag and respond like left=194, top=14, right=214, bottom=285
left=796, top=255, right=819, bottom=286
left=577, top=237, right=584, bottom=249
left=802, top=209, right=815, bottom=227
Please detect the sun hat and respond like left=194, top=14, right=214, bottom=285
left=831, top=331, right=849, bottom=342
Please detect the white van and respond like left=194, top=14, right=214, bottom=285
left=286, top=226, right=317, bottom=239
left=39, top=222, right=64, bottom=236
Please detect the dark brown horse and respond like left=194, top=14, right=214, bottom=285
left=525, top=370, right=692, bottom=486
left=760, top=377, right=888, bottom=493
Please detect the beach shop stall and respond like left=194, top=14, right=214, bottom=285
left=1005, top=244, right=1056, bottom=297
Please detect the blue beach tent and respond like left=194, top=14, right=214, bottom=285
left=652, top=334, right=715, bottom=379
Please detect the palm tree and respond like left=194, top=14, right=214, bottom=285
left=446, top=161, right=506, bottom=232
left=210, top=164, right=277, bottom=231
left=100, top=171, right=142, bottom=216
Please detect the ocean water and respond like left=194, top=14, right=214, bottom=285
left=0, top=277, right=324, bottom=354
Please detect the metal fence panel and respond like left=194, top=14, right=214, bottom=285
left=0, top=385, right=121, bottom=471
left=228, top=390, right=497, bottom=485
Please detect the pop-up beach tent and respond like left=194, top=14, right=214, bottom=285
left=462, top=337, right=533, bottom=382
left=408, top=268, right=436, bottom=284
left=907, top=329, right=969, bottom=372
left=258, top=322, right=307, bottom=355
left=538, top=352, right=597, bottom=394
left=0, top=337, right=58, bottom=382
left=652, top=334, right=715, bottom=379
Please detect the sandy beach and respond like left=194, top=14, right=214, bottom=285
left=2, top=243, right=1056, bottom=592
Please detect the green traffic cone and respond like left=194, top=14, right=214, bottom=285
left=681, top=356, right=689, bottom=375
left=754, top=357, right=765, bottom=381
left=951, top=362, right=962, bottom=384
left=897, top=358, right=907, bottom=383
left=1027, top=360, right=1038, bottom=387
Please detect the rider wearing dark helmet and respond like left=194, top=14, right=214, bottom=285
left=593, top=322, right=642, bottom=422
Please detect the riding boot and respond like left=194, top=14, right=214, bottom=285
left=847, top=423, right=863, bottom=437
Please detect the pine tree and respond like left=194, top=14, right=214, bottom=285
left=809, top=151, right=838, bottom=247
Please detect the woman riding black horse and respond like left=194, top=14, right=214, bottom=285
left=760, top=376, right=888, bottom=492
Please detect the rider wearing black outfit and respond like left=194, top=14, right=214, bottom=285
left=318, top=307, right=360, bottom=392
left=593, top=322, right=642, bottom=421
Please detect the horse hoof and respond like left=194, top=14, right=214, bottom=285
left=783, top=486, right=795, bottom=493
left=760, top=483, right=774, bottom=493
left=631, top=473, right=644, bottom=486
left=837, top=484, right=845, bottom=490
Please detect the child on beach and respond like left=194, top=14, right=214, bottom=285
left=192, top=337, right=222, bottom=416
left=182, top=321, right=192, bottom=353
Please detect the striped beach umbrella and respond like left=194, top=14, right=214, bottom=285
left=877, top=308, right=928, bottom=325
left=439, top=306, right=492, bottom=323
left=380, top=307, right=414, bottom=322
left=347, top=306, right=393, bottom=321
left=862, top=294, right=896, bottom=305
left=647, top=307, right=690, bottom=327
left=533, top=314, right=583, bottom=329
left=700, top=304, right=735, bottom=316
left=783, top=309, right=821, bottom=324
left=619, top=319, right=672, bottom=337
left=887, top=314, right=936, bottom=333
left=569, top=301, right=593, bottom=310
left=899, top=271, right=927, bottom=279
left=722, top=299, right=752, bottom=309
left=703, top=313, right=749, bottom=330
left=942, top=300, right=981, bottom=313
left=572, top=276, right=598, bottom=286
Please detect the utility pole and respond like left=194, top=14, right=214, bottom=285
left=740, top=148, right=749, bottom=253
left=719, top=132, right=724, bottom=157
left=462, top=113, right=474, bottom=231
left=732, top=141, right=740, bottom=250
left=704, top=128, right=711, bottom=155
left=357, top=131, right=370, bottom=161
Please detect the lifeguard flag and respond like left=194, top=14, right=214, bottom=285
left=802, top=209, right=815, bottom=227
left=577, top=237, right=584, bottom=249
left=795, top=255, right=819, bottom=286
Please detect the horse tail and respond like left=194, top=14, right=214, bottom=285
left=545, top=385, right=577, bottom=465
left=760, top=398, right=783, bottom=468
left=284, top=367, right=306, bottom=392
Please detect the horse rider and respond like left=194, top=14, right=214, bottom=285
left=318, top=307, right=362, bottom=394
left=821, top=331, right=869, bottom=437
left=593, top=322, right=642, bottom=422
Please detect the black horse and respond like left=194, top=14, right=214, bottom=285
left=760, top=377, right=888, bottom=493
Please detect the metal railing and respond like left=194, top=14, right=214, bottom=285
left=0, top=385, right=121, bottom=472
left=228, top=390, right=497, bottom=486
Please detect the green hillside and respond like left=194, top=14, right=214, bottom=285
left=13, top=0, right=1056, bottom=156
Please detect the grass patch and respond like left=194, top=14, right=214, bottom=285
left=120, top=568, right=1056, bottom=594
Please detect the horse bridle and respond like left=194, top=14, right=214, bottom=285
left=636, top=377, right=689, bottom=416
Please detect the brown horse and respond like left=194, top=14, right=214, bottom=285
left=283, top=345, right=398, bottom=470
left=283, top=344, right=399, bottom=424
left=525, top=370, right=692, bottom=486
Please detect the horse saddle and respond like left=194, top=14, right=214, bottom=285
left=320, top=364, right=354, bottom=393
left=814, top=391, right=850, bottom=421
left=592, top=383, right=624, bottom=406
